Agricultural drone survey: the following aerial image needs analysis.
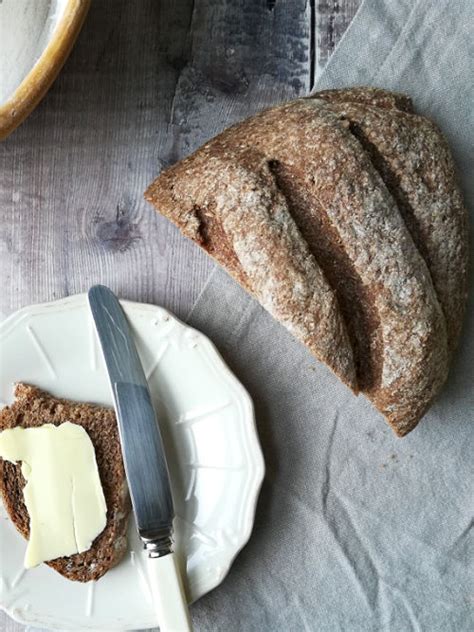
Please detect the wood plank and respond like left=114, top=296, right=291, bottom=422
left=0, top=2, right=360, bottom=630
left=0, top=0, right=311, bottom=323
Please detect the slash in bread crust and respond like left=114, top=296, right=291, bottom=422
left=315, top=95, right=468, bottom=354
left=147, top=147, right=357, bottom=390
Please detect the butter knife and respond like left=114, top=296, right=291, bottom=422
left=88, top=285, right=192, bottom=632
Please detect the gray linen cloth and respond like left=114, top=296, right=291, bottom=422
left=187, top=1, right=474, bottom=630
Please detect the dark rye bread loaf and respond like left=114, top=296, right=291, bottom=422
left=146, top=98, right=449, bottom=436
left=145, top=88, right=467, bottom=436
left=0, top=384, right=130, bottom=582
left=314, top=93, right=469, bottom=354
left=218, top=99, right=450, bottom=435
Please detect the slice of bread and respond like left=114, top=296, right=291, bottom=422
left=0, top=383, right=130, bottom=582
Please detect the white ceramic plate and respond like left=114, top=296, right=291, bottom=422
left=0, top=295, right=264, bottom=631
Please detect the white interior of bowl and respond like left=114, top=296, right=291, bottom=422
left=0, top=0, right=68, bottom=105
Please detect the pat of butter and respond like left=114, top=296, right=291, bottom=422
left=0, top=422, right=107, bottom=568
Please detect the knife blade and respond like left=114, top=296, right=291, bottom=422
left=88, top=285, right=192, bottom=632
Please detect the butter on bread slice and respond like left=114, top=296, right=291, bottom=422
left=0, top=383, right=130, bottom=582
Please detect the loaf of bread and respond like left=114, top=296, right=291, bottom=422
left=0, top=384, right=131, bottom=581
left=145, top=87, right=468, bottom=436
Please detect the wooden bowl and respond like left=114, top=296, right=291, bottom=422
left=0, top=0, right=91, bottom=140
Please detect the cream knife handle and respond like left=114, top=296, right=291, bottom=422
left=147, top=552, right=192, bottom=632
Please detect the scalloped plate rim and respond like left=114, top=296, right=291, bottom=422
left=0, top=294, right=265, bottom=630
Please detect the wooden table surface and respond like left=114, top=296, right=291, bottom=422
left=0, top=1, right=359, bottom=630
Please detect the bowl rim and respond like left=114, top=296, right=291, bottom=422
left=0, top=0, right=91, bottom=141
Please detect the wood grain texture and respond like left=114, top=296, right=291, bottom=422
left=0, top=1, right=359, bottom=631
left=0, top=0, right=312, bottom=323
left=316, top=0, right=361, bottom=76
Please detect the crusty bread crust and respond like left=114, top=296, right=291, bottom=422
left=0, top=384, right=130, bottom=582
left=213, top=98, right=449, bottom=435
left=315, top=86, right=414, bottom=112
left=314, top=98, right=469, bottom=355
left=149, top=145, right=357, bottom=390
